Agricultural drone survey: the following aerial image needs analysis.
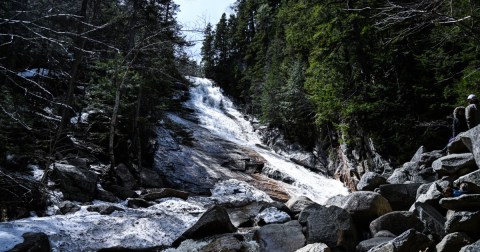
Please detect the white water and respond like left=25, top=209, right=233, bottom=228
left=184, top=77, right=348, bottom=203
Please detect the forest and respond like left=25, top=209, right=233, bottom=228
left=0, top=0, right=197, bottom=171
left=202, top=0, right=480, bottom=164
left=0, top=0, right=479, bottom=172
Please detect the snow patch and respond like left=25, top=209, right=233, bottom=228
left=0, top=198, right=205, bottom=251
left=17, top=68, right=50, bottom=78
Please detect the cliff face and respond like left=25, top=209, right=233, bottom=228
left=256, top=125, right=394, bottom=192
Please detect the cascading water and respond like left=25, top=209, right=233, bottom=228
left=183, top=77, right=348, bottom=203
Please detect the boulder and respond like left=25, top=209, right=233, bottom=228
left=432, top=153, right=477, bottom=176
left=255, top=207, right=291, bottom=226
left=173, top=206, right=237, bottom=247
left=369, top=211, right=424, bottom=236
left=8, top=232, right=51, bottom=252
left=127, top=198, right=151, bottom=209
left=374, top=230, right=396, bottom=238
left=227, top=202, right=270, bottom=227
left=356, top=172, right=387, bottom=191
left=447, top=135, right=470, bottom=154
left=298, top=204, right=357, bottom=251
left=199, top=235, right=244, bottom=252
left=440, top=194, right=480, bottom=211
left=253, top=220, right=305, bottom=252
left=455, top=169, right=480, bottom=186
left=58, top=201, right=81, bottom=215
left=113, top=163, right=137, bottom=190
left=445, top=211, right=480, bottom=239
left=411, top=202, right=446, bottom=239
left=377, top=183, right=422, bottom=210
left=52, top=163, right=97, bottom=202
left=416, top=183, right=433, bottom=199
left=328, top=191, right=392, bottom=226
left=295, top=243, right=331, bottom=252
left=460, top=125, right=480, bottom=168
left=66, top=157, right=90, bottom=170
left=418, top=150, right=444, bottom=167
left=141, top=188, right=189, bottom=201
left=96, top=187, right=120, bottom=203
left=106, top=185, right=139, bottom=200
left=415, top=182, right=444, bottom=205
left=139, top=168, right=164, bottom=188
left=460, top=240, right=480, bottom=252
left=368, top=229, right=431, bottom=252
left=386, top=168, right=408, bottom=184
left=286, top=196, right=315, bottom=215
left=409, top=146, right=426, bottom=164
left=87, top=205, right=124, bottom=215
left=356, top=237, right=393, bottom=252
left=436, top=232, right=473, bottom=252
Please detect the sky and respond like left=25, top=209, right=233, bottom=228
left=175, top=0, right=236, bottom=62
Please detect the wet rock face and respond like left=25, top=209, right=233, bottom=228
left=154, top=121, right=267, bottom=195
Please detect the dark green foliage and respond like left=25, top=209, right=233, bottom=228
left=0, top=0, right=189, bottom=169
left=202, top=0, right=480, bottom=163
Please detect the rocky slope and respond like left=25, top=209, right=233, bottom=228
left=2, top=77, right=480, bottom=251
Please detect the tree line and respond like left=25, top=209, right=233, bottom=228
left=201, top=0, right=480, bottom=164
left=0, top=0, right=194, bottom=172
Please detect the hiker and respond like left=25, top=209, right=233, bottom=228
left=452, top=106, right=468, bottom=139
left=465, top=94, right=480, bottom=129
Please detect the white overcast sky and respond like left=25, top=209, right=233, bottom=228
left=175, top=0, right=236, bottom=62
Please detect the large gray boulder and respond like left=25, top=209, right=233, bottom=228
left=415, top=182, right=444, bottom=205
left=369, top=211, right=424, bottom=236
left=411, top=202, right=446, bottom=239
left=356, top=172, right=387, bottom=191
left=253, top=220, right=306, bottom=252
left=227, top=202, right=272, bottom=227
left=368, top=229, right=431, bottom=252
left=52, top=163, right=97, bottom=202
left=445, top=211, right=480, bottom=239
left=286, top=196, right=315, bottom=215
left=436, top=232, right=473, bottom=252
left=328, top=191, right=392, bottom=225
left=386, top=168, right=409, bottom=184
left=173, top=206, right=237, bottom=247
left=460, top=240, right=480, bottom=252
left=447, top=134, right=470, bottom=154
left=460, top=125, right=480, bottom=168
left=455, top=169, right=480, bottom=186
left=376, top=183, right=422, bottom=210
left=440, top=194, right=480, bottom=211
left=432, top=153, right=477, bottom=176
left=298, top=204, right=357, bottom=251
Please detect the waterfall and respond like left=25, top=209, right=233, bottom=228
left=183, top=77, right=348, bottom=203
